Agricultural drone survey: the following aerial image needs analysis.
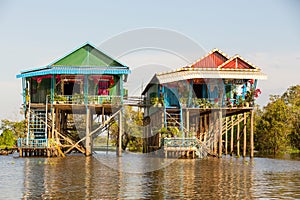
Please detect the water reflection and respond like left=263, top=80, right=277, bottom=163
left=1, top=153, right=297, bottom=199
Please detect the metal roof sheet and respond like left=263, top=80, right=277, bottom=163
left=16, top=66, right=130, bottom=78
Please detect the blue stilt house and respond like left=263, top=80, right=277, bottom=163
left=16, top=43, right=130, bottom=156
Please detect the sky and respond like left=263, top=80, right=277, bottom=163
left=0, top=0, right=299, bottom=120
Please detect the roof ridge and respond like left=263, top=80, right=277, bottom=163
left=217, top=54, right=260, bottom=70
left=187, top=48, right=230, bottom=68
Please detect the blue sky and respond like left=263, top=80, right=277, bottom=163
left=0, top=0, right=299, bottom=120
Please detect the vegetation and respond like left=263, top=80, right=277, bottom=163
left=109, top=106, right=144, bottom=152
left=255, top=85, right=300, bottom=154
left=0, top=119, right=25, bottom=148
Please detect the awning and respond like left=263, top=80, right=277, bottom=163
left=155, top=70, right=267, bottom=84
left=16, top=66, right=130, bottom=78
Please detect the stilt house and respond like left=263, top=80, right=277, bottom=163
left=16, top=43, right=130, bottom=156
left=142, top=49, right=267, bottom=158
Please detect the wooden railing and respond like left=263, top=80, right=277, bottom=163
left=17, top=138, right=48, bottom=148
left=162, top=138, right=198, bottom=148
left=52, top=95, right=122, bottom=105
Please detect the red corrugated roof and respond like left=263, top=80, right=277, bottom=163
left=219, top=56, right=256, bottom=69
left=191, top=49, right=228, bottom=68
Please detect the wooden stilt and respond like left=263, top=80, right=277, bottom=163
left=218, top=109, right=222, bottom=157
left=243, top=112, right=247, bottom=157
left=186, top=108, right=189, bottom=137
left=55, top=108, right=60, bottom=144
left=204, top=114, right=208, bottom=143
left=214, top=111, right=218, bottom=155
left=199, top=115, right=202, bottom=138
left=225, top=117, right=228, bottom=155
left=85, top=107, right=92, bottom=156
left=51, top=108, right=55, bottom=140
left=230, top=116, right=234, bottom=155
left=19, top=149, right=22, bottom=157
left=250, top=109, right=254, bottom=158
left=117, top=109, right=122, bottom=157
left=237, top=114, right=240, bottom=157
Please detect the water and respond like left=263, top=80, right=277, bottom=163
left=0, top=152, right=300, bottom=199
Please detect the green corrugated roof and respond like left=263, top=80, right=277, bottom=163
left=52, top=43, right=123, bottom=67
left=17, top=43, right=130, bottom=78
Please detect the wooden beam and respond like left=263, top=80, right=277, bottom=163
left=250, top=109, right=254, bottom=158
left=51, top=108, right=55, bottom=140
left=230, top=116, right=234, bottom=155
left=186, top=108, right=189, bottom=137
left=213, top=111, right=217, bottom=155
left=117, top=109, right=122, bottom=156
left=85, top=107, right=92, bottom=156
left=237, top=114, right=240, bottom=157
left=218, top=109, right=222, bottom=157
left=225, top=117, right=228, bottom=155
left=204, top=114, right=208, bottom=143
left=243, top=112, right=247, bottom=157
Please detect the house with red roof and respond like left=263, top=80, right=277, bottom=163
left=142, top=49, right=267, bottom=158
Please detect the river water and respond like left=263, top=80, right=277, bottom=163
left=1, top=152, right=300, bottom=199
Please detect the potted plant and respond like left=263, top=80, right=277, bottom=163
left=179, top=97, right=187, bottom=108
left=73, top=94, right=84, bottom=104
left=54, top=95, right=67, bottom=104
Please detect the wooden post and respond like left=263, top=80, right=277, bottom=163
left=204, top=114, right=208, bottom=143
left=51, top=108, right=55, bottom=140
left=225, top=117, right=228, bottom=155
left=85, top=107, right=92, bottom=156
left=55, top=108, right=60, bottom=144
left=250, top=109, right=254, bottom=158
left=19, top=148, right=22, bottom=157
left=243, top=112, right=247, bottom=157
left=186, top=108, right=189, bottom=137
left=213, top=111, right=217, bottom=155
left=199, top=115, right=202, bottom=137
left=117, top=109, right=122, bottom=157
left=230, top=116, right=234, bottom=155
left=237, top=114, right=240, bottom=157
left=218, top=109, right=222, bottom=157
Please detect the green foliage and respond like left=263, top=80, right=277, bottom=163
left=255, top=85, right=300, bottom=153
left=0, top=129, right=15, bottom=147
left=109, top=106, right=144, bottom=152
left=0, top=119, right=26, bottom=148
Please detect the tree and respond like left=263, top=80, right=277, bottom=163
left=109, top=106, right=144, bottom=152
left=282, top=85, right=300, bottom=150
left=0, top=119, right=26, bottom=148
left=255, top=85, right=300, bottom=153
left=255, top=95, right=291, bottom=153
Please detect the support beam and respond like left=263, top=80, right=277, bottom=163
left=204, top=114, right=208, bottom=143
left=213, top=111, right=217, bottom=155
left=225, top=117, right=228, bottom=155
left=243, top=112, right=247, bottom=157
left=230, top=116, right=234, bottom=155
left=218, top=109, right=222, bottom=157
left=186, top=108, right=189, bottom=137
left=117, top=109, right=122, bottom=156
left=85, top=107, right=92, bottom=156
left=250, top=109, right=254, bottom=158
left=237, top=114, right=240, bottom=157
left=55, top=108, right=60, bottom=144
left=51, top=108, right=55, bottom=140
